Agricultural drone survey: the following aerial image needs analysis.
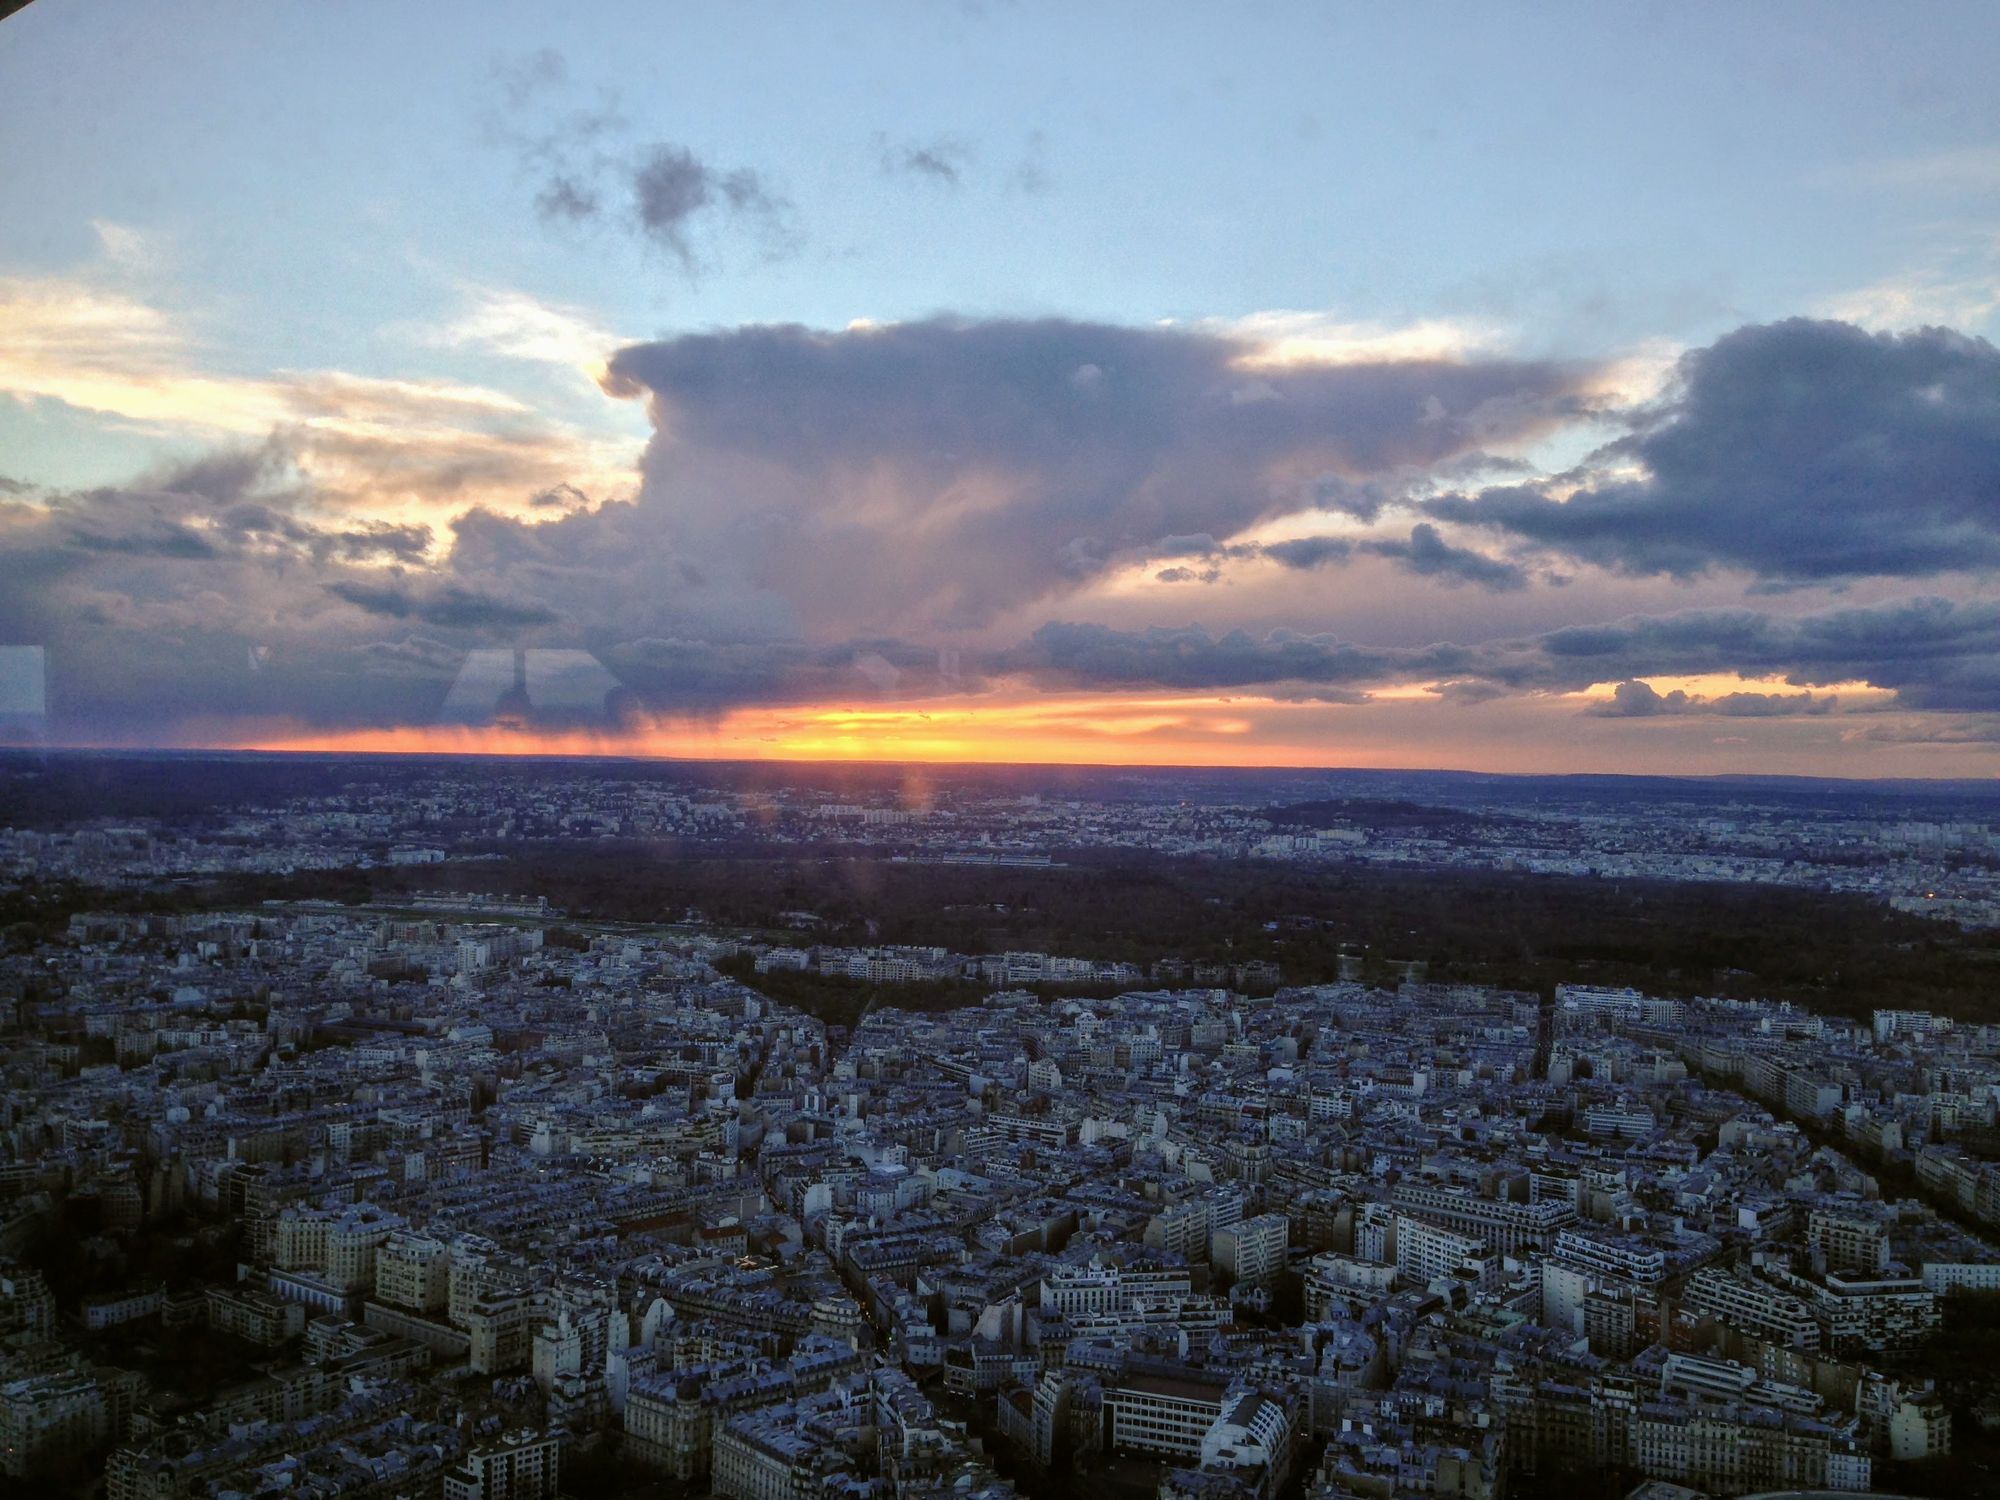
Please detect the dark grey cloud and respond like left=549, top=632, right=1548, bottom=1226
left=1143, top=532, right=1336, bottom=577
left=1434, top=319, right=2000, bottom=582
left=1428, top=678, right=1511, bottom=705
left=597, top=635, right=950, bottom=712
left=66, top=520, right=220, bottom=559
left=331, top=522, right=433, bottom=564
left=1010, top=621, right=1479, bottom=693
left=1261, top=535, right=1355, bottom=570
left=1536, top=595, right=2000, bottom=712
left=212, top=504, right=432, bottom=564
left=1153, top=533, right=1225, bottom=558
left=1008, top=595, right=2000, bottom=714
left=1585, top=679, right=1837, bottom=718
left=153, top=440, right=297, bottom=502
left=0, top=457, right=484, bottom=736
left=1697, top=689, right=1842, bottom=717
left=326, top=580, right=559, bottom=631
left=1359, top=522, right=1528, bottom=591
left=1302, top=454, right=1530, bottom=525
left=487, top=53, right=793, bottom=266
left=528, top=483, right=592, bottom=510
left=630, top=145, right=789, bottom=265
left=1589, top=681, right=1693, bottom=717
left=34, top=445, right=436, bottom=575
left=876, top=135, right=968, bottom=185
left=602, top=315, right=1589, bottom=633
left=359, top=637, right=462, bottom=673
left=1304, top=476, right=1399, bottom=523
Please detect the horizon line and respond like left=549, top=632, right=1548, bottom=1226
left=4, top=741, right=1997, bottom=789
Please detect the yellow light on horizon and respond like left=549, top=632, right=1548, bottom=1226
left=241, top=688, right=1364, bottom=768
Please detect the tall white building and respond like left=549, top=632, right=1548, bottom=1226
left=442, top=1430, right=560, bottom=1500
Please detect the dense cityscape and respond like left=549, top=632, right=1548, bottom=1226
left=2, top=754, right=2000, bottom=1499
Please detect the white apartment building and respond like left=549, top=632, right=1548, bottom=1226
left=0, top=1370, right=108, bottom=1477
left=1390, top=1182, right=1575, bottom=1254
left=1104, top=1372, right=1234, bottom=1459
left=1040, top=1264, right=1195, bottom=1317
left=1679, top=1268, right=1820, bottom=1350
left=375, top=1230, right=451, bottom=1312
left=1394, top=1214, right=1498, bottom=1292
left=442, top=1429, right=560, bottom=1500
left=1213, top=1212, right=1289, bottom=1287
left=1551, top=1228, right=1667, bottom=1286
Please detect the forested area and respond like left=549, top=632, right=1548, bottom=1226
left=16, top=840, right=1986, bottom=1021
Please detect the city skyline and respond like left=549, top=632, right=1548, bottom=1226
left=5, top=3, right=2000, bottom=773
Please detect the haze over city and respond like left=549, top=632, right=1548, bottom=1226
left=3, top=2, right=2000, bottom=773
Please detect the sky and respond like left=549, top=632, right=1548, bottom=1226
left=3, top=0, right=2000, bottom=775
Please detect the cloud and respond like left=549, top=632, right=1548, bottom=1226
left=595, top=635, right=951, bottom=712
left=1008, top=595, right=2000, bottom=714
left=10, top=443, right=2000, bottom=739
left=417, top=284, right=628, bottom=390
left=1359, top=522, right=1527, bottom=591
left=0, top=454, right=493, bottom=735
left=89, top=219, right=160, bottom=274
left=1152, top=533, right=1224, bottom=558
left=66, top=518, right=219, bottom=559
left=492, top=46, right=569, bottom=108
left=534, top=174, right=600, bottom=223
left=1010, top=131, right=1052, bottom=195
left=601, top=315, right=1588, bottom=634
left=486, top=54, right=794, bottom=267
left=1432, top=319, right=2000, bottom=583
left=1817, top=232, right=2000, bottom=335
left=1133, top=528, right=1372, bottom=580
left=877, top=135, right=968, bottom=185
left=1205, top=310, right=1508, bottom=368
left=1585, top=679, right=1838, bottom=718
left=327, top=579, right=559, bottom=630
left=1848, top=715, right=2000, bottom=746
left=0, top=273, right=625, bottom=520
left=360, top=636, right=462, bottom=673
left=1, top=443, right=439, bottom=580
left=1260, top=535, right=1354, bottom=570
left=10, top=302, right=2000, bottom=752
left=1532, top=596, right=2000, bottom=710
left=1012, top=621, right=1474, bottom=694
left=630, top=145, right=790, bottom=265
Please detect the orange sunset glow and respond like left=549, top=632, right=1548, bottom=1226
left=216, top=669, right=1972, bottom=779
left=246, top=691, right=1344, bottom=768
